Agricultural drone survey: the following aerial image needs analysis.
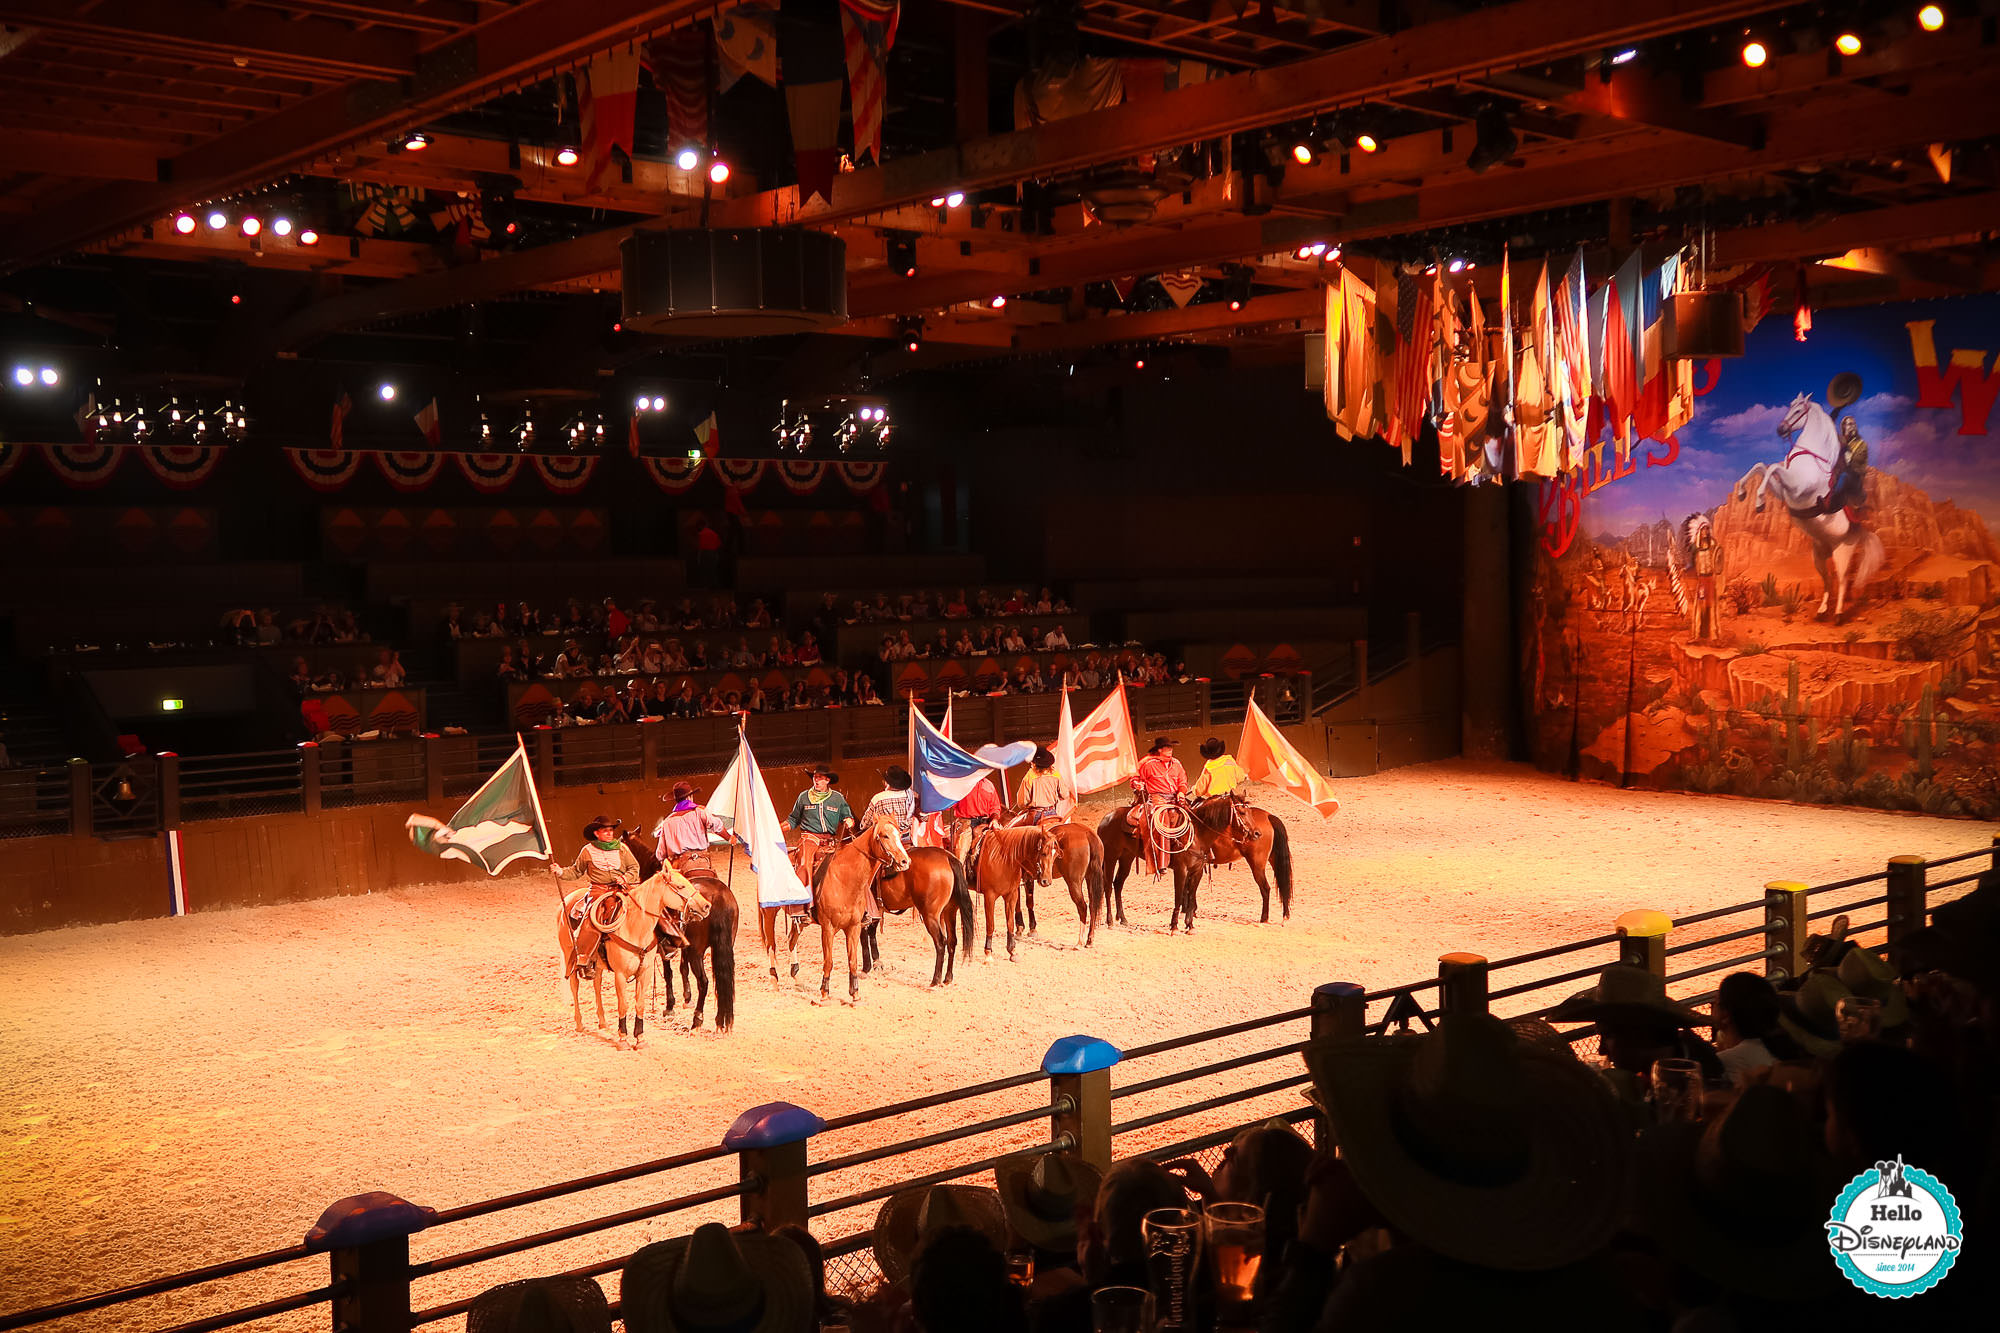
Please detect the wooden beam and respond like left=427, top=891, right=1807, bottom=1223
left=1500, top=65, right=1764, bottom=148
left=1708, top=191, right=2000, bottom=267
left=0, top=0, right=423, bottom=79
left=955, top=8, right=992, bottom=142
left=0, top=130, right=161, bottom=182
left=1009, top=286, right=1324, bottom=352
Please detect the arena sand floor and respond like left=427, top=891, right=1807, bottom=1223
left=0, top=758, right=1987, bottom=1332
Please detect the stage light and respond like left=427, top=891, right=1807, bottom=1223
left=886, top=233, right=918, bottom=278
left=1918, top=4, right=1945, bottom=32
left=1741, top=38, right=1768, bottom=67
left=240, top=216, right=261, bottom=237
left=271, top=217, right=292, bottom=237
left=612, top=321, right=621, bottom=332
left=708, top=159, right=730, bottom=185
left=1467, top=103, right=1518, bottom=173
left=675, top=147, right=700, bottom=171
left=1355, top=133, right=1379, bottom=153
left=1448, top=258, right=1467, bottom=273
left=946, top=190, right=965, bottom=208
left=900, top=317, right=924, bottom=353
left=1610, top=47, right=1640, bottom=65
left=174, top=214, right=196, bottom=234
left=403, top=131, right=430, bottom=151
left=12, top=366, right=32, bottom=386
left=379, top=383, right=396, bottom=401
left=1835, top=31, right=1863, bottom=54
left=1291, top=140, right=1316, bottom=166
left=207, top=210, right=228, bottom=231
left=1134, top=358, right=1146, bottom=370
left=651, top=396, right=665, bottom=412
left=38, top=367, right=57, bottom=386
left=556, top=145, right=579, bottom=166
left=989, top=294, right=1007, bottom=309
left=230, top=294, right=242, bottom=305
left=1228, top=297, right=1242, bottom=311
left=298, top=228, right=319, bottom=246
left=636, top=394, right=650, bottom=411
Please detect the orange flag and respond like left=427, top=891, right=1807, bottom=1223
left=1238, top=697, right=1340, bottom=817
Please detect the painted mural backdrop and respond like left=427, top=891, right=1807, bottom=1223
left=1528, top=294, right=2000, bottom=819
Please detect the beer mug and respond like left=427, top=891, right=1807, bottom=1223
left=1203, top=1202, right=1265, bottom=1310
left=1837, top=995, right=1883, bottom=1041
left=1142, top=1207, right=1203, bottom=1333
left=1648, top=1057, right=1705, bottom=1124
left=1090, top=1286, right=1155, bottom=1333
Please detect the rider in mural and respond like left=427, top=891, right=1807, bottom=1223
left=785, top=764, right=855, bottom=885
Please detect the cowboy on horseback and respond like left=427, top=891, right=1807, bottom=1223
left=555, top=815, right=693, bottom=979
left=1128, top=736, right=1191, bottom=874
left=856, top=766, right=921, bottom=925
left=1191, top=736, right=1249, bottom=799
left=1015, top=747, right=1072, bottom=825
left=653, top=780, right=742, bottom=878
left=785, top=764, right=855, bottom=886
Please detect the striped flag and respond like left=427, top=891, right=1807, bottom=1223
left=579, top=48, right=641, bottom=193
left=330, top=389, right=352, bottom=449
left=414, top=397, right=442, bottom=447
left=1239, top=698, right=1340, bottom=817
left=1601, top=250, right=1643, bottom=460
left=648, top=25, right=712, bottom=157
left=1553, top=248, right=1591, bottom=404
left=1389, top=270, right=1434, bottom=465
left=1057, top=680, right=1138, bottom=796
left=839, top=0, right=899, bottom=166
left=694, top=410, right=720, bottom=456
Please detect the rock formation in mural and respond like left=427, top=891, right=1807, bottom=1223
left=1528, top=296, right=2000, bottom=819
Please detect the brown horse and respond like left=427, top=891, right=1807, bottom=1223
left=858, top=843, right=977, bottom=986
left=1002, top=815, right=1106, bottom=948
left=1097, top=795, right=1293, bottom=932
left=811, top=819, right=911, bottom=1002
left=970, top=824, right=1060, bottom=961
left=622, top=831, right=739, bottom=1033
left=554, top=876, right=670, bottom=1047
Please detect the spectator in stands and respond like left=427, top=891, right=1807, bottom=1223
left=515, top=602, right=540, bottom=635
left=1077, top=658, right=1102, bottom=688
left=1042, top=625, right=1070, bottom=651
left=368, top=649, right=406, bottom=690
left=670, top=680, right=699, bottom=719
left=603, top=599, right=629, bottom=638
left=870, top=592, right=895, bottom=621
left=830, top=667, right=851, bottom=700
left=289, top=656, right=315, bottom=693
left=810, top=592, right=841, bottom=642
left=854, top=676, right=884, bottom=706
left=944, top=589, right=970, bottom=619
left=471, top=611, right=500, bottom=638
left=333, top=611, right=363, bottom=643
left=1001, top=625, right=1027, bottom=653
left=710, top=595, right=739, bottom=629
left=635, top=641, right=663, bottom=675
left=951, top=627, right=975, bottom=657
left=676, top=598, right=703, bottom=631
left=1172, top=659, right=1191, bottom=683
left=1080, top=1160, right=1189, bottom=1290
left=744, top=597, right=773, bottom=629
left=565, top=682, right=606, bottom=723
left=772, top=1223, right=846, bottom=1330
left=728, top=637, right=755, bottom=669
left=638, top=681, right=670, bottom=720
left=441, top=603, right=466, bottom=640
left=247, top=609, right=278, bottom=647
left=844, top=599, right=868, bottom=626
left=1012, top=667, right=1043, bottom=695
left=1710, top=972, right=1803, bottom=1087
left=1033, top=588, right=1054, bottom=615
left=662, top=640, right=689, bottom=671
left=700, top=686, right=730, bottom=716
left=796, top=631, right=824, bottom=666
left=745, top=681, right=769, bottom=713
left=1001, top=589, right=1025, bottom=615
left=599, top=685, right=632, bottom=725
left=910, top=1223, right=1024, bottom=1333
left=1548, top=963, right=1724, bottom=1093
left=632, top=600, right=660, bottom=634
left=496, top=647, right=524, bottom=683
left=974, top=590, right=996, bottom=617
left=554, top=640, right=589, bottom=678
left=692, top=517, right=722, bottom=585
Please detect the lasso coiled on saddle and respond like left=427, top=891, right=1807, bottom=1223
left=1145, top=801, right=1194, bottom=855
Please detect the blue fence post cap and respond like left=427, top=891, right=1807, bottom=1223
left=303, top=1192, right=435, bottom=1252
left=1314, top=982, right=1364, bottom=1001
left=1041, top=1035, right=1121, bottom=1075
left=722, top=1101, right=825, bottom=1150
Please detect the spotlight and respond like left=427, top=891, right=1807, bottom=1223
left=1291, top=140, right=1316, bottom=166
left=1466, top=103, right=1518, bottom=173
left=1610, top=47, right=1640, bottom=65
left=1134, top=358, right=1146, bottom=370
left=708, top=159, right=730, bottom=185
left=886, top=233, right=918, bottom=278
left=1355, top=133, right=1379, bottom=153
left=675, top=147, right=700, bottom=171
left=173, top=214, right=196, bottom=234
left=230, top=294, right=242, bottom=305
left=636, top=394, right=650, bottom=411
left=272, top=217, right=292, bottom=237
left=480, top=413, right=492, bottom=443
left=1448, top=258, right=1467, bottom=273
left=989, top=294, right=1007, bottom=309
left=1835, top=31, right=1863, bottom=54
left=651, top=396, right=665, bottom=412
left=403, top=131, right=430, bottom=151
left=1228, top=297, right=1242, bottom=311
left=1918, top=4, right=1945, bottom=32
left=298, top=228, right=320, bottom=246
left=12, top=367, right=31, bottom=386
left=38, top=367, right=57, bottom=386
left=556, top=145, right=579, bottom=166
left=241, top=216, right=261, bottom=237
left=946, top=190, right=965, bottom=208
left=1741, top=38, right=1768, bottom=67
left=379, top=383, right=397, bottom=401
left=206, top=210, right=228, bottom=231
left=900, top=317, right=924, bottom=353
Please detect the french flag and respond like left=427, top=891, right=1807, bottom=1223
left=414, top=398, right=442, bottom=447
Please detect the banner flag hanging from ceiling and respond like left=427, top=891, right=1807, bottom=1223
left=287, top=447, right=362, bottom=491
left=649, top=24, right=713, bottom=154
left=772, top=458, right=826, bottom=493
left=0, top=442, right=22, bottom=483
left=138, top=443, right=225, bottom=489
left=639, top=455, right=705, bottom=493
left=714, top=4, right=779, bottom=90
left=41, top=442, right=124, bottom=486
left=533, top=454, right=598, bottom=493
left=580, top=47, right=642, bottom=192
left=377, top=450, right=444, bottom=492
left=779, top=0, right=847, bottom=204
left=838, top=0, right=899, bottom=166
left=456, top=452, right=524, bottom=493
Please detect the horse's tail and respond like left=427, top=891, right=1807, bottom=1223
left=1854, top=525, right=1885, bottom=590
left=1269, top=815, right=1294, bottom=915
left=950, top=854, right=975, bottom=960
left=709, top=890, right=738, bottom=1033
left=1086, top=831, right=1106, bottom=927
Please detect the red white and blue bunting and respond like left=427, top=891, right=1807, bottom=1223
left=376, top=450, right=445, bottom=492
left=137, top=443, right=225, bottom=489
left=772, top=458, right=826, bottom=493
left=533, top=454, right=598, bottom=493
left=41, top=442, right=124, bottom=487
left=638, top=455, right=704, bottom=493
left=713, top=457, right=766, bottom=489
left=455, top=452, right=524, bottom=493
left=838, top=460, right=887, bottom=493
left=287, top=447, right=363, bottom=492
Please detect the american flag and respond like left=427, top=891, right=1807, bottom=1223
left=1553, top=248, right=1590, bottom=405
left=839, top=0, right=900, bottom=166
left=648, top=25, right=711, bottom=156
left=1390, top=270, right=1435, bottom=463
left=329, top=389, right=351, bottom=449
left=579, top=49, right=641, bottom=193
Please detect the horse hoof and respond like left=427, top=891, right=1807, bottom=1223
left=790, top=964, right=801, bottom=979
left=691, top=1015, right=704, bottom=1030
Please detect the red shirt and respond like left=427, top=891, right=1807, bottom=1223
left=954, top=777, right=1001, bottom=818
left=1135, top=753, right=1188, bottom=796
left=606, top=609, right=629, bottom=637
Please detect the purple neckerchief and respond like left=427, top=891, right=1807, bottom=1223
left=674, top=799, right=698, bottom=813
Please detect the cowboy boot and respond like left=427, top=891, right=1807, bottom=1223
left=572, top=922, right=601, bottom=979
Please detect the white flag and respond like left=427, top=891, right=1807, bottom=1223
left=705, top=725, right=810, bottom=908
left=1058, top=680, right=1138, bottom=796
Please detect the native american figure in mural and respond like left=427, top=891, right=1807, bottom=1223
left=1666, top=514, right=1724, bottom=642
left=1747, top=373, right=1885, bottom=623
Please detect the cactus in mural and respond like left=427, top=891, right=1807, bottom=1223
left=1913, top=685, right=1936, bottom=782
left=1780, top=659, right=1808, bottom=770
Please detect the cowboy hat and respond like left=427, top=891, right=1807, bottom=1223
left=466, top=1277, right=612, bottom=1333
left=1835, top=945, right=1910, bottom=1027
left=884, top=764, right=913, bottom=791
left=1150, top=736, right=1177, bottom=752
left=1546, top=964, right=1703, bottom=1028
left=1636, top=1084, right=1844, bottom=1301
left=996, top=1152, right=1103, bottom=1252
left=1306, top=1014, right=1630, bottom=1271
left=808, top=764, right=840, bottom=784
left=622, top=1222, right=813, bottom=1333
left=872, top=1184, right=1008, bottom=1284
left=1505, top=1016, right=1583, bottom=1062
left=583, top=815, right=623, bottom=839
left=1776, top=974, right=1845, bottom=1057
left=664, top=781, right=694, bottom=803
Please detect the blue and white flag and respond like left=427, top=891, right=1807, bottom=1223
left=910, top=701, right=1036, bottom=813
left=706, top=724, right=810, bottom=908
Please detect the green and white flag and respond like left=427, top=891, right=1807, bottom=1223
left=405, top=739, right=552, bottom=874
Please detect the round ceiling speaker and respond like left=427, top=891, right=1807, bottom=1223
left=620, top=228, right=847, bottom=336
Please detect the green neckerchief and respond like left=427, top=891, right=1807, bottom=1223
left=807, top=789, right=833, bottom=805
left=592, top=839, right=622, bottom=852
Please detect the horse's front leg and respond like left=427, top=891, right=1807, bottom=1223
left=1249, top=856, right=1276, bottom=924
left=845, top=925, right=861, bottom=1003
left=593, top=968, right=607, bottom=1029
left=691, top=949, right=709, bottom=1030
left=762, top=911, right=782, bottom=987
left=661, top=948, right=678, bottom=1016
left=788, top=915, right=803, bottom=979
left=1075, top=881, right=1089, bottom=950
left=819, top=919, right=835, bottom=1001
left=612, top=965, right=630, bottom=1048
left=1005, top=888, right=1019, bottom=961
left=570, top=968, right=584, bottom=1033
left=983, top=889, right=996, bottom=963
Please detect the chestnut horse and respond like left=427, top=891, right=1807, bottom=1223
left=810, top=819, right=911, bottom=1002
left=554, top=876, right=673, bottom=1048
left=969, top=825, right=1060, bottom=961
left=1003, top=816, right=1106, bottom=948
left=1097, top=794, right=1292, bottom=932
left=622, top=831, right=739, bottom=1033
left=856, top=843, right=976, bottom=986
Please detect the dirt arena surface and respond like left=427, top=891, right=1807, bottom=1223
left=1, top=759, right=1988, bottom=1331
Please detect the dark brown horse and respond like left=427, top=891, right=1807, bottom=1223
left=1096, top=795, right=1292, bottom=933
left=1002, top=815, right=1106, bottom=948
left=853, top=843, right=977, bottom=986
left=622, top=830, right=739, bottom=1033
left=970, top=824, right=1060, bottom=961
left=810, top=819, right=911, bottom=1002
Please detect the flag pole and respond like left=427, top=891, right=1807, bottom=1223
left=521, top=731, right=578, bottom=964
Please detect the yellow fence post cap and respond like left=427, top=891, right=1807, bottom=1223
left=1615, top=909, right=1673, bottom=938
left=1438, top=951, right=1488, bottom=967
left=1765, top=880, right=1810, bottom=897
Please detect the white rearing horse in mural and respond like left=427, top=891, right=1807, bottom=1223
left=1751, top=391, right=1884, bottom=623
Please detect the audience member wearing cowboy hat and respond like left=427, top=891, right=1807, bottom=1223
left=872, top=1183, right=1009, bottom=1285
left=1775, top=947, right=1913, bottom=1058
left=623, top=1222, right=813, bottom=1333
left=996, top=1150, right=1101, bottom=1259
left=466, top=1276, right=612, bottom=1333
left=909, top=1221, right=1026, bottom=1333
left=1548, top=963, right=1725, bottom=1087
left=1278, top=1014, right=1644, bottom=1331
